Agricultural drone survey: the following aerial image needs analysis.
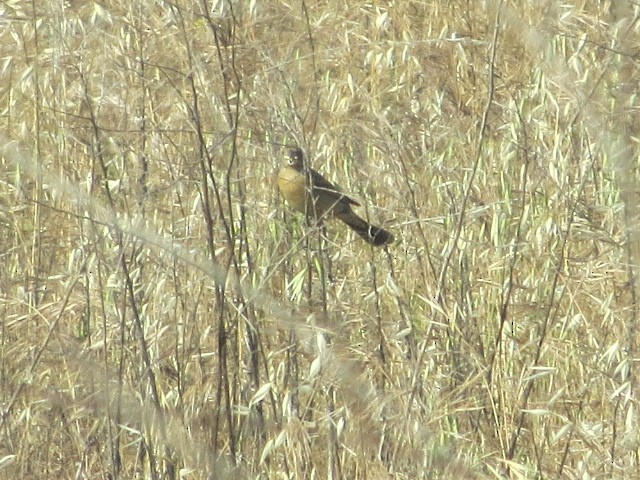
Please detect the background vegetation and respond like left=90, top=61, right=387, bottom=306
left=1, top=1, right=639, bottom=478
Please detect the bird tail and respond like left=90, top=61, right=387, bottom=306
left=337, top=212, right=394, bottom=246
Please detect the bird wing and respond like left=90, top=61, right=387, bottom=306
left=308, top=169, right=360, bottom=206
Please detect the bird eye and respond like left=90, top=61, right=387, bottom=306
left=288, top=149, right=301, bottom=164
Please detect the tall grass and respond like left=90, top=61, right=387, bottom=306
left=1, top=1, right=638, bottom=478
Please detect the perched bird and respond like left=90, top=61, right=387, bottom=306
left=277, top=147, right=393, bottom=246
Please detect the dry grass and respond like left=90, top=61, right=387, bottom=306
left=1, top=1, right=639, bottom=478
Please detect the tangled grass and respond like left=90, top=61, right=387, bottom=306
left=1, top=1, right=639, bottom=478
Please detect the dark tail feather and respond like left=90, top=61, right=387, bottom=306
left=340, top=213, right=394, bottom=246
left=355, top=224, right=394, bottom=246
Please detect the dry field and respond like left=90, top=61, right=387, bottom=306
left=1, top=1, right=639, bottom=479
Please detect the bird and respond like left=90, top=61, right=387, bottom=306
left=277, top=147, right=394, bottom=246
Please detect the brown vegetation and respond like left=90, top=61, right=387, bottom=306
left=1, top=1, right=639, bottom=478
